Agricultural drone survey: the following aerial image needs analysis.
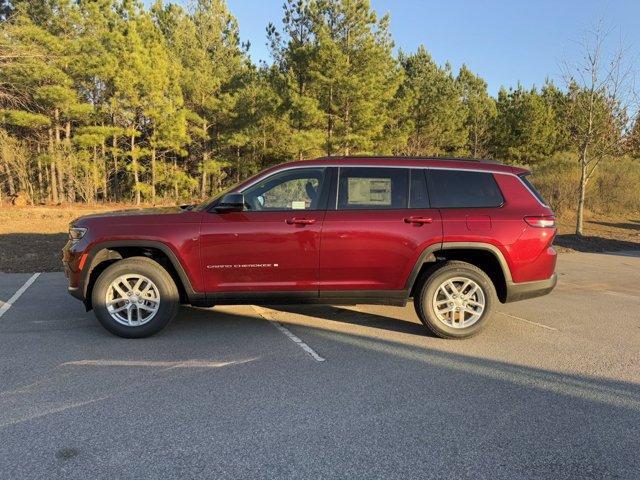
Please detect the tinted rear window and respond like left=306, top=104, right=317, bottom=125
left=519, top=174, right=547, bottom=205
left=427, top=170, right=504, bottom=208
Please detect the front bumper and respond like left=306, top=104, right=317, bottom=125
left=504, top=273, right=557, bottom=303
left=62, top=239, right=87, bottom=302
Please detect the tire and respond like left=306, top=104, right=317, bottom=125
left=414, top=260, right=496, bottom=339
left=91, top=256, right=180, bottom=338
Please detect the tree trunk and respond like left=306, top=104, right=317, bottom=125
left=92, top=145, right=98, bottom=203
left=236, top=146, right=240, bottom=183
left=3, top=161, right=16, bottom=196
left=65, top=119, right=73, bottom=201
left=56, top=161, right=65, bottom=203
left=201, top=119, right=209, bottom=198
left=173, top=157, right=179, bottom=200
left=50, top=160, right=57, bottom=203
left=112, top=133, right=119, bottom=202
left=327, top=85, right=334, bottom=156
left=201, top=150, right=208, bottom=198
left=37, top=154, right=44, bottom=203
left=575, top=160, right=587, bottom=236
left=52, top=108, right=64, bottom=203
left=344, top=102, right=350, bottom=156
left=151, top=147, right=156, bottom=203
left=48, top=127, right=58, bottom=203
left=101, top=140, right=107, bottom=202
left=67, top=163, right=76, bottom=203
left=131, top=134, right=140, bottom=206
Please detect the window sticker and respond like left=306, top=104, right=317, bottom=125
left=291, top=200, right=307, bottom=210
left=347, top=178, right=392, bottom=205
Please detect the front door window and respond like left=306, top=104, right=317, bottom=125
left=243, top=168, right=326, bottom=211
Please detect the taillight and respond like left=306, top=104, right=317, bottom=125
left=524, top=215, right=556, bottom=228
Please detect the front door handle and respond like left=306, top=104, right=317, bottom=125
left=404, top=216, right=433, bottom=225
left=286, top=218, right=316, bottom=225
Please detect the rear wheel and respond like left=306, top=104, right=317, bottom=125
left=414, top=260, right=496, bottom=339
left=92, top=257, right=180, bottom=338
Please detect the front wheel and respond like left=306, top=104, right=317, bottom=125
left=92, top=257, right=180, bottom=338
left=414, top=260, right=496, bottom=339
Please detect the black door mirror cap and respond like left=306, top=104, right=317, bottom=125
left=214, top=193, right=245, bottom=213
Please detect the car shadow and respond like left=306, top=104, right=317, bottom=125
left=554, top=233, right=640, bottom=254
left=260, top=304, right=431, bottom=336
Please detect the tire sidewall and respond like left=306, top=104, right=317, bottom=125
left=419, top=264, right=495, bottom=339
left=92, top=258, right=179, bottom=338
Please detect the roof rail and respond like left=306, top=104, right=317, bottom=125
left=322, top=155, right=503, bottom=164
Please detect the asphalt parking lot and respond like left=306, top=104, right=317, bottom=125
left=1, top=251, right=639, bottom=479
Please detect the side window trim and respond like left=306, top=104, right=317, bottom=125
left=408, top=168, right=431, bottom=209
left=318, top=167, right=337, bottom=211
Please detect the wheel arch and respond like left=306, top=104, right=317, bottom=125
left=82, top=240, right=202, bottom=309
left=407, top=242, right=512, bottom=303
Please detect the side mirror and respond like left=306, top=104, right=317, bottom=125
left=215, top=193, right=245, bottom=213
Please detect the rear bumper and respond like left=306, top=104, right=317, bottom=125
left=505, top=273, right=557, bottom=303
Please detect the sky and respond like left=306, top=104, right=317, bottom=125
left=168, top=0, right=640, bottom=97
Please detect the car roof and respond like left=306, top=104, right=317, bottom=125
left=274, top=156, right=529, bottom=175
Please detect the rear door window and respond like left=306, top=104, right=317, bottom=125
left=337, top=167, right=408, bottom=210
left=426, top=169, right=504, bottom=208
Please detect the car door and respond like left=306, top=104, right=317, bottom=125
left=200, top=167, right=330, bottom=295
left=319, top=167, right=443, bottom=294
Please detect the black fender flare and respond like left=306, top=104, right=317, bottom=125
left=81, top=240, right=203, bottom=303
left=404, top=241, right=513, bottom=294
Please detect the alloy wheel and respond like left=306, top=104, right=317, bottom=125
left=432, top=276, right=486, bottom=329
left=105, top=274, right=160, bottom=327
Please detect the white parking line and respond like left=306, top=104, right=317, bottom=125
left=0, top=273, right=41, bottom=320
left=252, top=306, right=325, bottom=362
left=61, top=358, right=255, bottom=369
left=499, top=311, right=557, bottom=331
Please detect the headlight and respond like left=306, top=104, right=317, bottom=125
left=69, top=227, right=87, bottom=240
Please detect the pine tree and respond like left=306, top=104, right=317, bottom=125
left=398, top=46, right=467, bottom=156
left=0, top=5, right=92, bottom=203
left=267, top=0, right=325, bottom=160
left=457, top=64, right=496, bottom=158
left=309, top=0, right=401, bottom=155
left=491, top=85, right=559, bottom=164
left=154, top=0, right=246, bottom=198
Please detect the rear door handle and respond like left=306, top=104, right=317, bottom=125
left=286, top=218, right=316, bottom=225
left=404, top=216, right=433, bottom=225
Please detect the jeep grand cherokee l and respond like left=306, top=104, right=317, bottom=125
left=63, top=157, right=557, bottom=339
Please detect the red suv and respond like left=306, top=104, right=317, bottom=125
left=63, top=157, right=557, bottom=339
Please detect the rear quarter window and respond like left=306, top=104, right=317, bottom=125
left=518, top=174, right=547, bottom=206
left=426, top=170, right=504, bottom=208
